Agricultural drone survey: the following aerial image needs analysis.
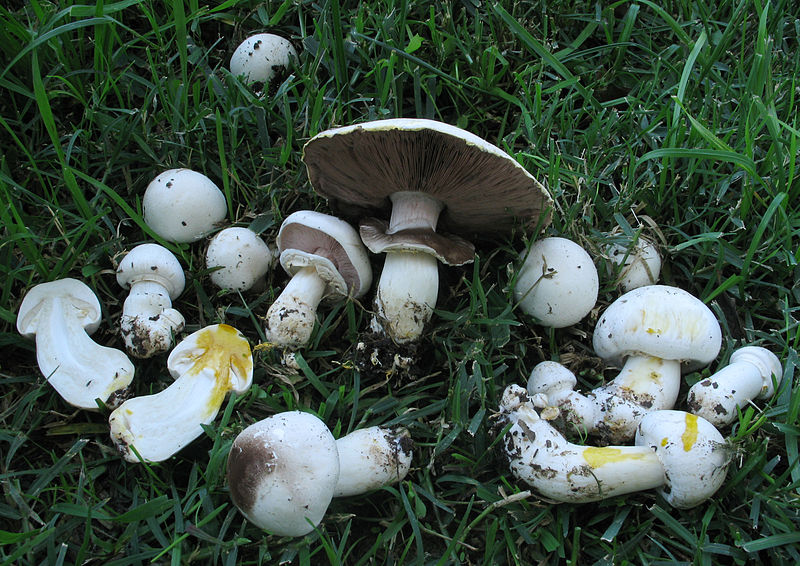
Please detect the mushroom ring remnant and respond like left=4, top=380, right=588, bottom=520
left=16, top=278, right=135, bottom=410
left=109, top=324, right=253, bottom=462
left=302, top=118, right=552, bottom=343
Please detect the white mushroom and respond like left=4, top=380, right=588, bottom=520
left=500, top=384, right=729, bottom=509
left=687, top=346, right=783, bottom=426
left=531, top=285, right=722, bottom=442
left=227, top=413, right=413, bottom=536
left=206, top=227, right=273, bottom=292
left=302, top=118, right=552, bottom=343
left=16, top=278, right=134, bottom=410
left=607, top=235, right=661, bottom=291
left=116, top=243, right=186, bottom=358
left=513, top=237, right=599, bottom=328
left=230, top=33, right=298, bottom=85
left=109, top=324, right=253, bottom=462
left=265, top=211, right=372, bottom=349
left=143, top=169, right=227, bottom=243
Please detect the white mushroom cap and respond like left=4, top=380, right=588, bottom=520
left=635, top=410, right=729, bottom=508
left=513, top=237, right=599, bottom=328
left=607, top=236, right=661, bottom=291
left=116, top=243, right=185, bottom=299
left=593, top=285, right=722, bottom=371
left=230, top=33, right=297, bottom=85
left=227, top=411, right=339, bottom=537
left=143, top=169, right=227, bottom=243
left=206, top=227, right=273, bottom=292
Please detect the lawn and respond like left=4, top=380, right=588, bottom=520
left=1, top=0, right=799, bottom=564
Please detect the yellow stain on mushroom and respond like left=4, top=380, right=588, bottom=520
left=682, top=412, right=699, bottom=451
left=583, top=447, right=650, bottom=468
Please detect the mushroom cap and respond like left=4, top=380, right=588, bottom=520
left=167, top=324, right=253, bottom=392
left=277, top=210, right=372, bottom=299
left=230, top=33, right=298, bottom=84
left=513, top=237, right=599, bottom=328
left=227, top=411, right=339, bottom=536
left=17, top=278, right=102, bottom=337
left=593, top=285, right=722, bottom=371
left=302, top=118, right=552, bottom=237
left=527, top=360, right=578, bottom=397
left=729, top=346, right=783, bottom=398
left=206, top=227, right=273, bottom=292
left=635, top=410, right=729, bottom=508
left=116, top=243, right=186, bottom=300
left=143, top=169, right=227, bottom=243
left=607, top=236, right=662, bottom=291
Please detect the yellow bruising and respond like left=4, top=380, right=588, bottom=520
left=186, top=324, right=253, bottom=419
left=583, top=447, right=650, bottom=468
left=682, top=413, right=699, bottom=452
left=626, top=300, right=709, bottom=341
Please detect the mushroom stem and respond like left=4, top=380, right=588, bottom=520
left=265, top=266, right=328, bottom=348
left=120, top=280, right=185, bottom=357
left=372, top=251, right=439, bottom=342
left=387, top=191, right=444, bottom=232
left=333, top=426, right=413, bottom=497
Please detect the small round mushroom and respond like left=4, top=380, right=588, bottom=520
left=227, top=413, right=413, bottom=536
left=500, top=384, right=729, bottom=509
left=513, top=237, right=599, bottom=328
left=230, top=33, right=298, bottom=85
left=143, top=169, right=227, bottom=243
left=206, top=227, right=273, bottom=292
left=607, top=235, right=661, bottom=291
left=116, top=243, right=186, bottom=358
left=687, top=346, right=783, bottom=426
left=109, top=324, right=253, bottom=462
left=265, top=210, right=372, bottom=349
left=302, top=118, right=552, bottom=343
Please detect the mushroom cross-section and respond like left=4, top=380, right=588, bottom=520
left=265, top=210, right=372, bottom=349
left=16, top=278, right=135, bottom=410
left=302, top=118, right=552, bottom=343
left=109, top=324, right=253, bottom=462
left=116, top=243, right=186, bottom=358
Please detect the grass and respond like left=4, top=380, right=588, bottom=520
left=1, top=0, right=799, bottom=563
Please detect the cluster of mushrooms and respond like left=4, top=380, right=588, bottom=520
left=15, top=32, right=785, bottom=537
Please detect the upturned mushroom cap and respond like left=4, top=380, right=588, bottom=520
left=17, top=278, right=102, bottom=338
left=206, top=227, right=273, bottom=292
left=227, top=411, right=339, bottom=536
left=514, top=237, right=599, bottom=328
left=593, top=285, right=722, bottom=371
left=230, top=33, right=297, bottom=85
left=143, top=169, right=227, bottom=243
left=302, top=118, right=552, bottom=237
left=635, top=410, right=729, bottom=508
left=116, top=243, right=185, bottom=299
left=277, top=210, right=372, bottom=299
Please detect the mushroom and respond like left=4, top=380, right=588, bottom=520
left=687, top=346, right=783, bottom=426
left=607, top=235, right=661, bottom=291
left=265, top=210, right=372, bottom=349
left=500, top=384, right=729, bottom=509
left=116, top=243, right=186, bottom=358
left=142, top=169, right=227, bottom=243
left=206, top=227, right=274, bottom=292
left=230, top=33, right=298, bottom=85
left=302, top=118, right=552, bottom=343
left=530, top=285, right=722, bottom=442
left=227, top=412, right=413, bottom=536
left=109, top=324, right=253, bottom=462
left=16, top=278, right=134, bottom=410
left=513, top=237, right=599, bottom=328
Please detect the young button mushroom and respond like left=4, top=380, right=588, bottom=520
left=303, top=118, right=552, bottom=343
left=265, top=211, right=371, bottom=349
left=116, top=243, right=186, bottom=358
left=230, top=33, right=298, bottom=85
left=513, top=237, right=599, bottom=328
left=206, top=227, right=273, bottom=292
left=500, top=384, right=729, bottom=509
left=687, top=346, right=783, bottom=426
left=143, top=169, right=227, bottom=243
left=607, top=235, right=661, bottom=291
left=109, top=324, right=252, bottom=462
left=227, top=413, right=413, bottom=536
left=16, top=278, right=135, bottom=410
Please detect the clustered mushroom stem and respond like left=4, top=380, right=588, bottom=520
left=387, top=191, right=444, bottom=232
left=265, top=266, right=328, bottom=347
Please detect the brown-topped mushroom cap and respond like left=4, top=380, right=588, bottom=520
left=302, top=118, right=552, bottom=236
